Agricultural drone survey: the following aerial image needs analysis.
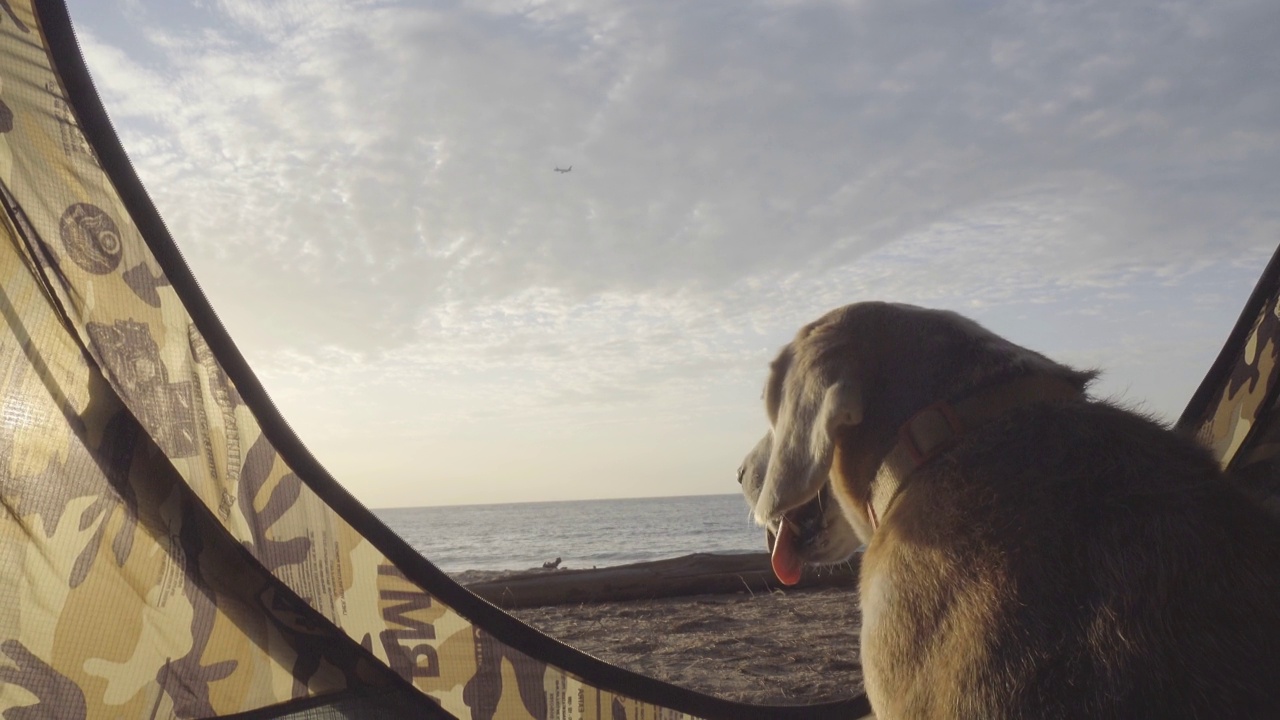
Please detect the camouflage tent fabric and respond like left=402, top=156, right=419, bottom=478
left=0, top=1, right=1274, bottom=719
left=1178, top=248, right=1280, bottom=512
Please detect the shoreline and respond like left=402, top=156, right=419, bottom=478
left=457, top=552, right=859, bottom=609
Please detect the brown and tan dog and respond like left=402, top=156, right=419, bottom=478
left=741, top=301, right=1280, bottom=719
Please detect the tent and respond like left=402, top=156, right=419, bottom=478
left=1, top=1, right=1277, bottom=717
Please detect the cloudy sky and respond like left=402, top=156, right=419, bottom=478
left=63, top=0, right=1280, bottom=509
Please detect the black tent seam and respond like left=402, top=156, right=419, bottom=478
left=32, top=0, right=871, bottom=716
left=1177, top=245, right=1280, bottom=432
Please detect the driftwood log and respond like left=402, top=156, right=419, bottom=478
left=464, top=552, right=859, bottom=609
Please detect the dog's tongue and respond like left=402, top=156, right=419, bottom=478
left=770, top=519, right=804, bottom=586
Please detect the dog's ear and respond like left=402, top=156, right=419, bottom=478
left=756, top=374, right=863, bottom=523
left=738, top=431, right=773, bottom=503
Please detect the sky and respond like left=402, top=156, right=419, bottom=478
left=61, top=0, right=1280, bottom=509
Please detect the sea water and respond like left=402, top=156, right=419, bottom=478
left=373, top=494, right=765, bottom=574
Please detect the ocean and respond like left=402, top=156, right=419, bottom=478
left=373, top=494, right=765, bottom=574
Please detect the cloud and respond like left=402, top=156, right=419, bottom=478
left=66, top=0, right=1280, bottom=504
left=82, top=0, right=1280, bottom=292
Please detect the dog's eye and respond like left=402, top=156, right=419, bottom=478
left=736, top=466, right=745, bottom=484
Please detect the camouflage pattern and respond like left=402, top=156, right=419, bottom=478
left=1176, top=273, right=1280, bottom=519
left=1, top=2, right=717, bottom=717
left=1181, top=277, right=1280, bottom=471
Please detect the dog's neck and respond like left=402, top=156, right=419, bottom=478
left=866, top=374, right=1086, bottom=530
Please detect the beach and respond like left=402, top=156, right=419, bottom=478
left=459, top=569, right=866, bottom=706
left=388, top=499, right=869, bottom=705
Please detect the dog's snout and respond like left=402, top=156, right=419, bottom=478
left=737, top=465, right=745, bottom=485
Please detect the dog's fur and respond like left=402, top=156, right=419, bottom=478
left=741, top=302, right=1280, bottom=719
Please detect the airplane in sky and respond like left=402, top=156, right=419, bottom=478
left=554, top=165, right=572, bottom=173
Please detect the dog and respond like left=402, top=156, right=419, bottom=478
left=740, top=301, right=1280, bottom=719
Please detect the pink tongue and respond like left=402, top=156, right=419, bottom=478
left=770, top=519, right=804, bottom=586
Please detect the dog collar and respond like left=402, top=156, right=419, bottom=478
left=866, top=375, right=1085, bottom=530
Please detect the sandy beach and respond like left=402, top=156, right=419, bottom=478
left=459, top=569, right=866, bottom=706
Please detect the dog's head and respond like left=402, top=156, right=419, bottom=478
left=739, top=431, right=861, bottom=583
left=746, top=302, right=1092, bottom=553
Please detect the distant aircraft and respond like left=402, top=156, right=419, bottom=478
left=554, top=165, right=572, bottom=173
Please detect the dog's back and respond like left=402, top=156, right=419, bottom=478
left=859, top=399, right=1280, bottom=720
